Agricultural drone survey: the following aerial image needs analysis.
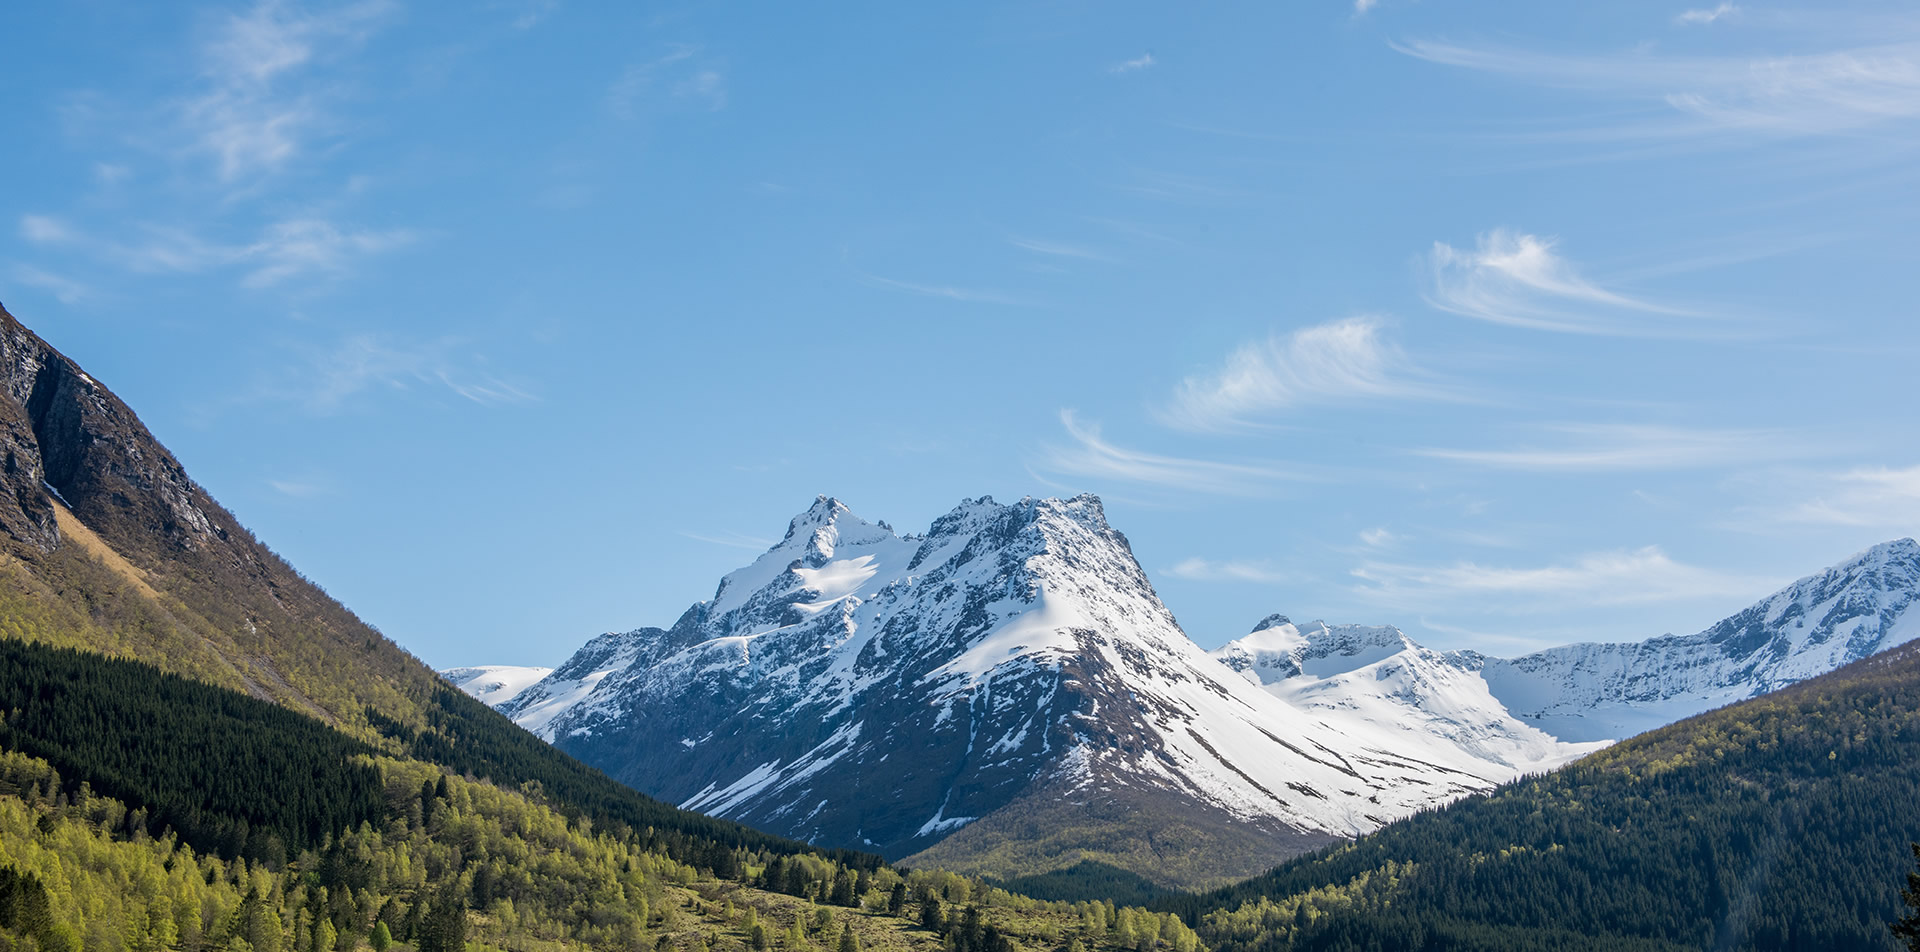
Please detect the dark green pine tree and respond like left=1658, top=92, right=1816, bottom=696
left=888, top=882, right=908, bottom=916
left=837, top=923, right=860, bottom=952
left=1894, top=843, right=1920, bottom=952
left=829, top=870, right=856, bottom=906
left=920, top=896, right=945, bottom=932
left=420, top=780, right=438, bottom=827
left=417, top=882, right=468, bottom=952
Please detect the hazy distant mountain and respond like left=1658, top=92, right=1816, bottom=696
left=1209, top=616, right=1608, bottom=775
left=1166, top=638, right=1920, bottom=951
left=1480, top=537, right=1920, bottom=741
left=443, top=664, right=554, bottom=706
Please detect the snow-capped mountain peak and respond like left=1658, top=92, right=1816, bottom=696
left=1214, top=616, right=1424, bottom=683
left=482, top=494, right=1562, bottom=870
left=1484, top=536, right=1920, bottom=741
left=442, top=665, right=553, bottom=706
left=451, top=490, right=1920, bottom=888
left=1209, top=618, right=1596, bottom=775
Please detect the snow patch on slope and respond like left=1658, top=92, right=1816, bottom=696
left=442, top=665, right=554, bottom=706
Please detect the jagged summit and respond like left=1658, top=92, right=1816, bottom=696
left=1249, top=613, right=1292, bottom=632
left=483, top=494, right=1553, bottom=886
left=1484, top=534, right=1920, bottom=741
left=457, top=485, right=1920, bottom=888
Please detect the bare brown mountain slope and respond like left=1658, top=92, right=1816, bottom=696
left=0, top=300, right=439, bottom=733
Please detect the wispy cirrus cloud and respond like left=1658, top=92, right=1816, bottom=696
left=8, top=264, right=94, bottom=305
left=268, top=477, right=334, bottom=498
left=1009, top=237, right=1107, bottom=261
left=1417, top=423, right=1816, bottom=471
left=678, top=529, right=778, bottom=551
left=1675, top=3, right=1739, bottom=26
left=1783, top=463, right=1920, bottom=527
left=1395, top=33, right=1920, bottom=140
left=1110, top=53, right=1156, bottom=74
left=1036, top=409, right=1297, bottom=496
left=1426, top=229, right=1708, bottom=336
left=241, top=218, right=416, bottom=286
left=1158, top=316, right=1438, bottom=431
left=509, top=0, right=561, bottom=30
left=20, top=215, right=77, bottom=244
left=855, top=270, right=1028, bottom=306
left=1353, top=546, right=1772, bottom=609
left=609, top=46, right=727, bottom=118
left=269, top=334, right=534, bottom=413
left=184, top=0, right=394, bottom=181
left=1165, top=557, right=1289, bottom=584
left=18, top=213, right=412, bottom=287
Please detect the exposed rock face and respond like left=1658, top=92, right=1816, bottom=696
left=485, top=495, right=1588, bottom=884
left=0, top=310, right=224, bottom=555
left=466, top=484, right=1920, bottom=887
left=0, top=301, right=450, bottom=725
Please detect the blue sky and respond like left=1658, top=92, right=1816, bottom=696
left=4, top=0, right=1918, bottom=667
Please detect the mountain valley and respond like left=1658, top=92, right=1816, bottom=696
left=458, top=496, right=1920, bottom=890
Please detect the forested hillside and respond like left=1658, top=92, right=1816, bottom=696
left=0, top=302, right=876, bottom=868
left=1157, top=642, right=1920, bottom=951
left=0, top=639, right=1201, bottom=952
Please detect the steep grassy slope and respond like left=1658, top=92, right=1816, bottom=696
left=1158, top=642, right=1920, bottom=951
left=0, top=301, right=856, bottom=865
left=905, top=784, right=1338, bottom=895
left=0, top=302, right=436, bottom=728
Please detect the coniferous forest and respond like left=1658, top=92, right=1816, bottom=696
left=0, top=638, right=1199, bottom=952
left=1156, top=643, right=1920, bottom=952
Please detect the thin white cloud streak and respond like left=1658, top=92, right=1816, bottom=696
left=1009, top=237, right=1106, bottom=261
left=511, top=0, right=560, bottom=30
left=20, top=215, right=76, bottom=244
left=1675, top=3, right=1738, bottom=26
left=19, top=216, right=411, bottom=287
left=1159, top=316, right=1438, bottom=431
left=268, top=478, right=332, bottom=497
left=185, top=0, right=392, bottom=180
left=1417, top=423, right=1815, bottom=472
left=1354, top=546, right=1771, bottom=609
left=287, top=335, right=534, bottom=412
left=1360, top=527, right=1396, bottom=547
left=1784, top=464, right=1920, bottom=527
left=9, top=265, right=93, bottom=305
left=1354, top=0, right=1378, bottom=14
left=1038, top=409, right=1297, bottom=496
left=1395, top=35, right=1920, bottom=139
left=609, top=47, right=725, bottom=118
left=856, top=271, right=1027, bottom=306
left=1165, top=557, right=1289, bottom=584
left=1426, top=229, right=1705, bottom=336
left=1110, top=53, right=1156, bottom=74
left=673, top=69, right=727, bottom=110
left=241, top=218, right=416, bottom=286
left=678, top=529, right=779, bottom=551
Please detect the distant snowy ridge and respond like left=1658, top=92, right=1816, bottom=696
left=1213, top=538, right=1920, bottom=750
left=1482, top=537, right=1920, bottom=741
left=444, top=665, right=553, bottom=706
left=1210, top=617, right=1610, bottom=774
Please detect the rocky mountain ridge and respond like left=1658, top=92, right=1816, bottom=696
left=467, top=496, right=1600, bottom=886
left=460, top=493, right=1920, bottom=886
